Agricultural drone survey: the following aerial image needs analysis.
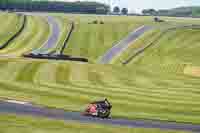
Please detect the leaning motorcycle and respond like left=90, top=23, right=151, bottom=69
left=82, top=98, right=112, bottom=118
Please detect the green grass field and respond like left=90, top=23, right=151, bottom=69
left=0, top=12, right=200, bottom=132
left=112, top=28, right=163, bottom=64
left=0, top=12, right=24, bottom=46
left=0, top=114, right=189, bottom=133
left=0, top=57, right=200, bottom=124
left=33, top=16, right=70, bottom=54
left=54, top=16, right=71, bottom=53
left=63, top=15, right=154, bottom=62
left=0, top=15, right=50, bottom=56
left=0, top=14, right=70, bottom=56
left=127, top=28, right=200, bottom=70
left=112, top=26, right=200, bottom=123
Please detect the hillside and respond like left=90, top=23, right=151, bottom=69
left=0, top=12, right=200, bottom=132
left=144, top=6, right=200, bottom=17
left=63, top=15, right=153, bottom=62
left=0, top=115, right=189, bottom=133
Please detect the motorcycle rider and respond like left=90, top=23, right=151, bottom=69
left=91, top=98, right=112, bottom=110
left=88, top=103, right=98, bottom=116
left=84, top=98, right=112, bottom=118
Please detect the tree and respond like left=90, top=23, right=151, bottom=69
left=113, top=6, right=120, bottom=14
left=142, top=9, right=148, bottom=15
left=96, top=7, right=107, bottom=14
left=142, top=9, right=157, bottom=15
left=0, top=1, right=110, bottom=14
left=121, top=8, right=128, bottom=15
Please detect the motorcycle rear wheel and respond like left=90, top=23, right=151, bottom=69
left=98, top=109, right=110, bottom=118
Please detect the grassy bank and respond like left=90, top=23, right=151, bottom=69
left=0, top=58, right=200, bottom=124
left=63, top=15, right=154, bottom=62
left=0, top=13, right=200, bottom=127
left=0, top=114, right=189, bottom=133
left=0, top=13, right=24, bottom=46
left=0, top=15, right=50, bottom=56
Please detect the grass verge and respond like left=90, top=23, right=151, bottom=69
left=0, top=114, right=190, bottom=133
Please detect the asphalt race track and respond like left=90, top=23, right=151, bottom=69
left=0, top=100, right=200, bottom=132
left=99, top=26, right=152, bottom=64
left=31, top=16, right=60, bottom=55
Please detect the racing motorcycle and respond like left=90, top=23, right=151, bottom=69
left=82, top=98, right=112, bottom=118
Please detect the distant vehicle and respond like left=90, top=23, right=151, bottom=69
left=154, top=17, right=165, bottom=22
left=82, top=98, right=112, bottom=118
left=88, top=20, right=104, bottom=24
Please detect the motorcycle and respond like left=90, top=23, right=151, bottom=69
left=82, top=98, right=112, bottom=118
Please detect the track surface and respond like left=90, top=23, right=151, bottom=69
left=99, top=26, right=152, bottom=64
left=31, top=16, right=60, bottom=54
left=0, top=100, right=200, bottom=132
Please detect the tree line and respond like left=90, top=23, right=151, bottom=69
left=142, top=7, right=198, bottom=17
left=0, top=0, right=110, bottom=14
left=113, top=6, right=128, bottom=15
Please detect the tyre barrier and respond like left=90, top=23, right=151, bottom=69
left=0, top=14, right=27, bottom=49
left=23, top=53, right=88, bottom=63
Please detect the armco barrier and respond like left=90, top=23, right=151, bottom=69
left=0, top=14, right=27, bottom=49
